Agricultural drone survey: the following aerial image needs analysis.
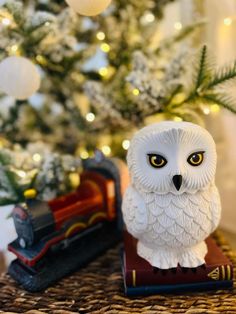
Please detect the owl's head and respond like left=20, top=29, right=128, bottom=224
left=127, top=121, right=217, bottom=195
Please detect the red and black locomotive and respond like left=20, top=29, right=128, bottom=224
left=8, top=156, right=129, bottom=272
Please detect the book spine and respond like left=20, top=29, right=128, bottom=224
left=125, top=264, right=233, bottom=287
left=125, top=280, right=234, bottom=296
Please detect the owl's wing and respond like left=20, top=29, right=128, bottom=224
left=209, top=186, right=222, bottom=233
left=122, top=185, right=147, bottom=237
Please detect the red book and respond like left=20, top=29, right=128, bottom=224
left=122, top=231, right=233, bottom=295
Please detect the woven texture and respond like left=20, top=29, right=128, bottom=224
left=0, top=231, right=235, bottom=314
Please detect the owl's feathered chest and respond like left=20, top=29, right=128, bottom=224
left=141, top=187, right=216, bottom=248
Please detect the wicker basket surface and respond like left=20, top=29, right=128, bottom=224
left=0, top=231, right=235, bottom=314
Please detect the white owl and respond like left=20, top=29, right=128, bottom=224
left=122, top=121, right=221, bottom=269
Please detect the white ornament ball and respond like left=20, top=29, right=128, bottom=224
left=0, top=56, right=41, bottom=100
left=65, top=0, right=111, bottom=16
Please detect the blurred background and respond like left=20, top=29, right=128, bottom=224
left=0, top=0, right=236, bottom=272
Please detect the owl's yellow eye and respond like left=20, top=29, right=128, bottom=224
left=187, top=151, right=205, bottom=166
left=148, top=154, right=167, bottom=168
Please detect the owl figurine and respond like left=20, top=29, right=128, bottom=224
left=122, top=121, right=221, bottom=269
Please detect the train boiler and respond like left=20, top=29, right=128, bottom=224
left=8, top=155, right=129, bottom=292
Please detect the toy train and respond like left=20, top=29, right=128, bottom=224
left=8, top=156, right=129, bottom=291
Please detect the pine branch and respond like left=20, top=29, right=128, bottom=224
left=172, top=21, right=206, bottom=44
left=5, top=1, right=25, bottom=27
left=205, top=61, right=236, bottom=89
left=0, top=153, right=21, bottom=204
left=26, top=21, right=52, bottom=33
left=23, top=29, right=51, bottom=47
left=155, top=21, right=205, bottom=55
left=195, top=45, right=208, bottom=90
left=202, top=94, right=236, bottom=114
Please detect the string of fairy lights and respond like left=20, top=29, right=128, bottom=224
left=0, top=1, right=232, bottom=159
left=80, top=14, right=184, bottom=157
left=81, top=15, right=225, bottom=158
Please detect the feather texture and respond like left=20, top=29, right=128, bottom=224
left=122, top=121, right=221, bottom=269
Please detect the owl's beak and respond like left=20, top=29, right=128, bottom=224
left=172, top=175, right=182, bottom=191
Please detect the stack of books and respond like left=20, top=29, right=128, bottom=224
left=122, top=231, right=233, bottom=296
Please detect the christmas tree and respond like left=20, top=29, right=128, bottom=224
left=0, top=0, right=236, bottom=204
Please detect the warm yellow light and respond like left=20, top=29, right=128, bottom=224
left=10, top=45, right=19, bottom=53
left=173, top=116, right=183, bottom=122
left=96, top=31, right=105, bottom=41
left=171, top=93, right=186, bottom=104
left=33, top=153, right=42, bottom=162
left=122, top=140, right=130, bottom=150
left=145, top=13, right=155, bottom=23
left=211, top=104, right=220, bottom=113
left=101, top=145, right=111, bottom=156
left=86, top=112, right=95, bottom=122
left=80, top=151, right=89, bottom=159
left=99, top=67, right=108, bottom=77
left=36, top=55, right=47, bottom=66
left=174, top=22, right=182, bottom=30
left=2, top=18, right=11, bottom=26
left=100, top=43, right=110, bottom=53
left=69, top=173, right=80, bottom=188
left=18, top=170, right=26, bottom=178
left=24, top=189, right=37, bottom=199
left=132, top=88, right=140, bottom=96
left=224, top=17, right=232, bottom=26
left=203, top=107, right=210, bottom=115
